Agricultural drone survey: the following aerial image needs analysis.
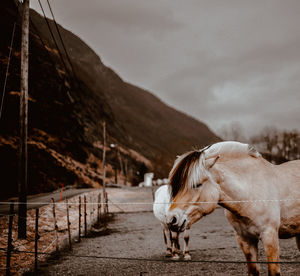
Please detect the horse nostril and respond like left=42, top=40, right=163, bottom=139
left=171, top=216, right=177, bottom=225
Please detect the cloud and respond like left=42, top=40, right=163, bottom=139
left=153, top=18, right=300, bottom=136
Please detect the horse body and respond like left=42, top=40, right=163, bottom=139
left=276, top=160, right=300, bottom=238
left=153, top=184, right=191, bottom=259
left=167, top=141, right=300, bottom=275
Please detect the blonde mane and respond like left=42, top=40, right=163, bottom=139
left=169, top=141, right=260, bottom=199
left=204, top=141, right=261, bottom=159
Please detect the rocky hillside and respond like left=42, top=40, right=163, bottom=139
left=0, top=0, right=219, bottom=199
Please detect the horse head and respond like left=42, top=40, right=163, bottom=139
left=166, top=141, right=261, bottom=232
left=166, top=147, right=220, bottom=232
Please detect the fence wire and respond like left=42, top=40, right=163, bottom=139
left=0, top=248, right=300, bottom=265
left=1, top=197, right=300, bottom=207
left=1, top=193, right=300, bottom=274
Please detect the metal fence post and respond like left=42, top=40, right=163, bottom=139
left=51, top=198, right=59, bottom=252
left=66, top=199, right=72, bottom=250
left=105, top=192, right=109, bottom=214
left=84, top=195, right=87, bottom=236
left=6, top=202, right=14, bottom=276
left=97, top=193, right=101, bottom=223
left=78, top=196, right=81, bottom=242
left=34, top=208, right=39, bottom=272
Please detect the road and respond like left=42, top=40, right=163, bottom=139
left=35, top=207, right=300, bottom=275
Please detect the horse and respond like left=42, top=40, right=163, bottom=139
left=153, top=184, right=191, bottom=260
left=166, top=141, right=300, bottom=276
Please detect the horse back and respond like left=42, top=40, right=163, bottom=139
left=275, top=159, right=300, bottom=188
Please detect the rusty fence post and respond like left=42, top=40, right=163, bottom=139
left=66, top=199, right=72, bottom=250
left=78, top=196, right=81, bottom=242
left=6, top=202, right=14, bottom=276
left=34, top=208, right=39, bottom=273
left=84, top=195, right=87, bottom=236
left=51, top=198, right=59, bottom=252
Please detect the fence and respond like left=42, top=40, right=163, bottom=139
left=0, top=190, right=108, bottom=276
left=1, top=188, right=300, bottom=275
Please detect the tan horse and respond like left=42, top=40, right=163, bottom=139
left=166, top=141, right=300, bottom=276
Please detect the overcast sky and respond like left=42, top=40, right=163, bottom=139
left=30, top=0, right=300, bottom=138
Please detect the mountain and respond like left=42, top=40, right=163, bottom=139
left=0, top=0, right=219, bottom=199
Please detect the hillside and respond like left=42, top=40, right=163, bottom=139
left=0, top=0, right=219, bottom=199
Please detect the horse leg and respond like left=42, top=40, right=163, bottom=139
left=183, top=228, right=191, bottom=260
left=296, top=235, right=300, bottom=251
left=171, top=231, right=180, bottom=259
left=235, top=233, right=259, bottom=276
left=163, top=225, right=172, bottom=257
left=261, top=228, right=281, bottom=276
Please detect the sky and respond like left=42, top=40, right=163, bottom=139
left=30, top=0, right=300, bottom=138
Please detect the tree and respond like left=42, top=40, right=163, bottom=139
left=250, top=127, right=299, bottom=163
left=218, top=122, right=246, bottom=142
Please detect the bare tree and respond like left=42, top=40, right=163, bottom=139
left=218, top=122, right=246, bottom=142
left=251, top=127, right=299, bottom=163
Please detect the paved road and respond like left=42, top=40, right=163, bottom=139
left=0, top=188, right=93, bottom=215
left=35, top=208, right=300, bottom=276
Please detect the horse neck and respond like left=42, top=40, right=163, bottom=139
left=211, top=157, right=258, bottom=216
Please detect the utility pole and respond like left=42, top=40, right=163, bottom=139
left=102, top=121, right=106, bottom=195
left=18, top=0, right=30, bottom=239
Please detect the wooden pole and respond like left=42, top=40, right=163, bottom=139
left=66, top=199, right=72, bottom=250
left=114, top=166, right=118, bottom=184
left=34, top=208, right=39, bottom=273
left=18, top=0, right=30, bottom=240
left=84, top=195, right=87, bottom=236
left=51, top=198, right=59, bottom=252
left=97, top=193, right=101, bottom=223
left=6, top=203, right=14, bottom=276
left=117, top=148, right=123, bottom=178
left=102, top=121, right=106, bottom=194
left=78, top=196, right=81, bottom=242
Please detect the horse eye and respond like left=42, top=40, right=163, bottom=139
left=196, top=183, right=202, bottom=188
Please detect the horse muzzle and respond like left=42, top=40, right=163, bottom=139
left=168, top=215, right=187, bottom=232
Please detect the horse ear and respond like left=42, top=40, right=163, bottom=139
left=205, top=155, right=220, bottom=170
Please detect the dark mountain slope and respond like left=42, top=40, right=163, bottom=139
left=28, top=9, right=219, bottom=170
left=0, top=0, right=219, bottom=199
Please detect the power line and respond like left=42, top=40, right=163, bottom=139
left=0, top=23, right=16, bottom=120
left=0, top=0, right=22, bottom=120
left=45, top=0, right=79, bottom=85
left=29, top=18, right=65, bottom=83
left=37, top=0, right=74, bottom=82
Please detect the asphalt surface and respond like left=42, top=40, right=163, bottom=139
left=33, top=208, right=300, bottom=276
